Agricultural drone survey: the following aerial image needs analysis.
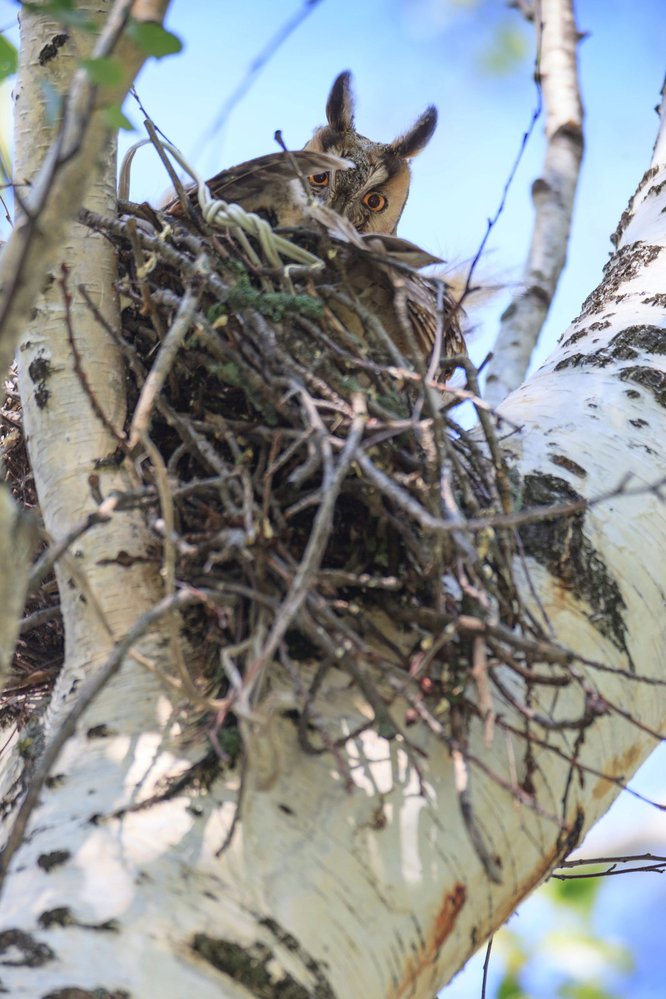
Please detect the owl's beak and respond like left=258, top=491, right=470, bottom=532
left=327, top=190, right=348, bottom=215
left=329, top=191, right=364, bottom=230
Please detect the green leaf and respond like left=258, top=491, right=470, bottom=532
left=81, top=57, right=123, bottom=87
left=558, top=982, right=619, bottom=999
left=546, top=929, right=634, bottom=975
left=497, top=970, right=527, bottom=999
left=479, top=22, right=529, bottom=75
left=548, top=874, right=602, bottom=917
left=126, top=20, right=183, bottom=58
left=104, top=104, right=135, bottom=132
left=0, top=36, right=18, bottom=80
left=22, top=0, right=96, bottom=30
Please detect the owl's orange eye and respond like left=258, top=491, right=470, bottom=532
left=362, top=191, right=387, bottom=212
left=308, top=172, right=330, bottom=188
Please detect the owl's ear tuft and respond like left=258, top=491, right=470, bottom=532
left=391, top=106, right=438, bottom=160
left=326, top=71, right=355, bottom=133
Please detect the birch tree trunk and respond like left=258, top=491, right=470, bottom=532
left=483, top=0, right=584, bottom=407
left=0, top=10, right=665, bottom=999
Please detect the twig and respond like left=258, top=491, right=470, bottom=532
left=471, top=636, right=494, bottom=746
left=144, top=118, right=192, bottom=215
left=124, top=217, right=166, bottom=338
left=140, top=433, right=202, bottom=705
left=485, top=0, right=584, bottom=405
left=0, top=588, right=201, bottom=888
left=480, top=935, right=494, bottom=999
left=19, top=605, right=61, bottom=634
left=129, top=284, right=201, bottom=447
left=59, top=263, right=127, bottom=446
left=0, top=0, right=172, bottom=377
left=460, top=44, right=543, bottom=306
left=232, top=391, right=367, bottom=712
left=28, top=508, right=115, bottom=592
left=556, top=852, right=666, bottom=876
left=200, top=0, right=325, bottom=141
left=451, top=704, right=503, bottom=882
left=402, top=686, right=561, bottom=824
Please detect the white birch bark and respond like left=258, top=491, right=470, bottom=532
left=484, top=0, right=584, bottom=407
left=0, top=0, right=174, bottom=719
left=11, top=0, right=161, bottom=725
left=3, top=0, right=174, bottom=712
left=0, top=0, right=171, bottom=379
left=0, top=20, right=665, bottom=999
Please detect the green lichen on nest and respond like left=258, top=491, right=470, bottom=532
left=1, top=196, right=631, bottom=871
left=210, top=266, right=324, bottom=323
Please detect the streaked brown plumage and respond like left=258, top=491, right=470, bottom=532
left=313, top=212, right=466, bottom=380
left=163, top=150, right=354, bottom=226
left=163, top=72, right=465, bottom=379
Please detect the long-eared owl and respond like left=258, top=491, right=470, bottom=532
left=303, top=70, right=437, bottom=235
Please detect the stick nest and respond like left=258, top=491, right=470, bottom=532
left=4, top=198, right=588, bottom=822
left=81, top=201, right=526, bottom=746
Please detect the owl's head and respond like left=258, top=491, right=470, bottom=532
left=303, top=71, right=437, bottom=235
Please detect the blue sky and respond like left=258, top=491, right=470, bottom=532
left=1, top=1, right=665, bottom=995
left=107, top=0, right=665, bottom=371
left=1, top=0, right=664, bottom=367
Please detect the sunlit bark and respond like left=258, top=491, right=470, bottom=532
left=0, top=8, right=664, bottom=999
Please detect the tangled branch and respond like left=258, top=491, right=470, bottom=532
left=2, top=184, right=656, bottom=881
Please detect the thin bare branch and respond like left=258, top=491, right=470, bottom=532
left=0, top=588, right=200, bottom=887
left=553, top=853, right=666, bottom=878
left=129, top=284, right=200, bottom=447
left=0, top=0, right=172, bottom=379
left=484, top=0, right=584, bottom=405
left=200, top=0, right=325, bottom=142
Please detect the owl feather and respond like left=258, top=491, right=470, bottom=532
left=164, top=150, right=353, bottom=227
left=163, top=72, right=465, bottom=379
